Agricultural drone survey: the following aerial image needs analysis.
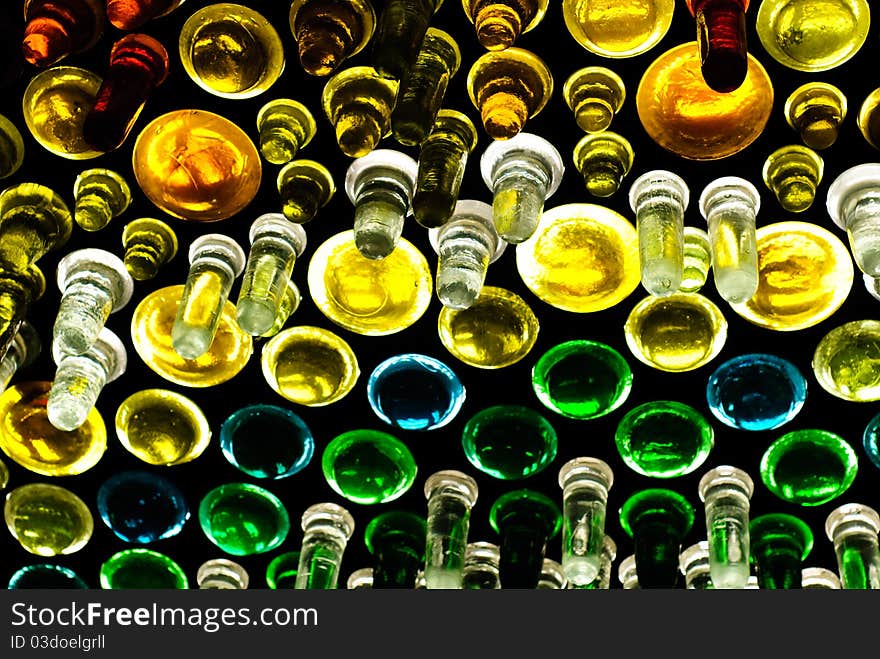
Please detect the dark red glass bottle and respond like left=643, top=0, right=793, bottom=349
left=22, top=0, right=105, bottom=67
left=686, top=0, right=749, bottom=93
left=105, top=0, right=186, bottom=31
left=82, top=34, right=169, bottom=152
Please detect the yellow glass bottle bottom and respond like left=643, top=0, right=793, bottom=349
left=307, top=230, right=433, bottom=335
left=562, top=0, right=675, bottom=58
left=115, top=389, right=212, bottom=466
left=515, top=203, right=639, bottom=313
left=437, top=285, right=540, bottom=369
left=756, top=0, right=869, bottom=73
left=624, top=293, right=728, bottom=373
left=636, top=42, right=774, bottom=160
left=813, top=320, right=880, bottom=402
left=4, top=482, right=94, bottom=556
left=132, top=109, right=262, bottom=222
left=130, top=285, right=253, bottom=388
left=0, top=381, right=106, bottom=477
left=22, top=66, right=104, bottom=160
left=179, top=3, right=285, bottom=99
left=730, top=221, right=853, bottom=331
left=261, top=326, right=360, bottom=406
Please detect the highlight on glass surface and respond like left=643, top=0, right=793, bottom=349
left=729, top=221, right=853, bottom=332
left=366, top=353, right=466, bottom=431
left=624, top=292, right=728, bottom=373
left=461, top=404, right=558, bottom=480
left=531, top=339, right=633, bottom=420
left=22, top=66, right=104, bottom=160
left=755, top=0, right=869, bottom=73
left=131, top=109, right=262, bottom=222
left=706, top=354, right=807, bottom=431
left=219, top=404, right=315, bottom=479
left=516, top=202, right=640, bottom=313
left=322, top=429, right=417, bottom=504
left=562, top=0, right=675, bottom=58
left=115, top=388, right=212, bottom=466
left=760, top=428, right=859, bottom=506
left=636, top=42, right=774, bottom=160
left=178, top=3, right=285, bottom=99
left=96, top=470, right=189, bottom=543
left=260, top=325, right=360, bottom=407
left=614, top=400, right=714, bottom=479
left=198, top=482, right=290, bottom=556
left=437, top=285, right=540, bottom=370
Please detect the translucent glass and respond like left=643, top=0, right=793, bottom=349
left=756, top=0, right=869, bottom=72
left=97, top=470, right=188, bottom=543
left=619, top=488, right=695, bottom=589
left=812, top=320, right=880, bottom=402
left=266, top=551, right=301, bottom=589
left=220, top=404, right=314, bottom=479
left=198, top=483, right=290, bottom=555
left=100, top=549, right=188, bottom=589
left=785, top=82, right=847, bottom=150
left=437, top=285, right=539, bottom=369
left=563, top=66, right=626, bottom=133
left=0, top=380, right=106, bottom=477
left=179, top=3, right=285, bottom=99
left=624, top=292, right=728, bottom=372
left=4, top=483, right=93, bottom=556
left=562, top=0, right=675, bottom=58
left=531, top=339, right=632, bottom=420
left=760, top=429, right=858, bottom=506
left=461, top=405, right=557, bottom=480
left=558, top=457, right=613, bottom=587
left=730, top=221, right=853, bottom=331
left=22, top=66, right=104, bottom=160
left=364, top=510, right=426, bottom=588
left=706, top=354, right=807, bottom=431
left=516, top=203, right=639, bottom=312
left=423, top=469, right=479, bottom=589
left=8, top=564, right=88, bottom=589
left=636, top=42, right=773, bottom=160
left=864, top=411, right=880, bottom=471
left=628, top=170, right=689, bottom=296
left=749, top=513, right=813, bottom=590
left=131, top=110, right=262, bottom=222
left=367, top=354, right=466, bottom=431
left=826, top=163, right=880, bottom=277
left=130, top=286, right=253, bottom=388
left=289, top=0, right=375, bottom=76
left=307, top=231, right=432, bottom=335
left=824, top=503, right=880, bottom=589
left=322, top=429, right=417, bottom=504
left=614, top=401, right=714, bottom=478
left=261, top=326, right=360, bottom=406
left=762, top=145, right=824, bottom=213
left=295, top=502, right=355, bottom=589
left=467, top=47, right=553, bottom=140
left=115, top=389, right=211, bottom=466
left=198, top=559, right=249, bottom=589
left=698, top=466, right=754, bottom=589
left=489, top=489, right=562, bottom=589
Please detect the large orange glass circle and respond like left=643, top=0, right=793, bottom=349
left=636, top=42, right=774, bottom=160
left=132, top=109, right=262, bottom=222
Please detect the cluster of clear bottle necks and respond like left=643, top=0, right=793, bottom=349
left=187, top=464, right=879, bottom=590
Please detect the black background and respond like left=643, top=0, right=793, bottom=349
left=1, top=0, right=879, bottom=589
